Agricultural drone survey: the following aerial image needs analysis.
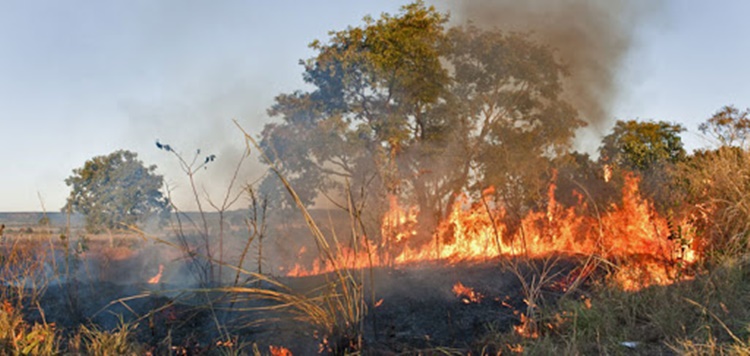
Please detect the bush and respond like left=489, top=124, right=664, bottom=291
left=70, top=321, right=144, bottom=356
left=680, top=147, right=750, bottom=261
left=0, top=301, right=58, bottom=356
left=474, top=257, right=750, bottom=354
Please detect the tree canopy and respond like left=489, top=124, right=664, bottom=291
left=259, top=2, right=585, bottom=234
left=63, top=150, right=170, bottom=232
left=599, top=119, right=686, bottom=171
left=699, top=105, right=750, bottom=149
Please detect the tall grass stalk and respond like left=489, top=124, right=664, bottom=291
left=235, top=120, right=366, bottom=353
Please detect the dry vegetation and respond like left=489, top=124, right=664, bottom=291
left=6, top=1, right=750, bottom=354
left=2, top=131, right=748, bottom=356
left=1, top=111, right=749, bottom=356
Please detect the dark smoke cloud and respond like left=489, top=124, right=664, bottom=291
left=450, top=0, right=665, bottom=130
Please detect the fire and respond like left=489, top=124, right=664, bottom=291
left=513, top=313, right=539, bottom=339
left=382, top=195, right=419, bottom=245
left=148, top=264, right=164, bottom=284
left=452, top=281, right=483, bottom=304
left=286, top=174, right=698, bottom=290
left=269, top=345, right=293, bottom=356
left=507, top=344, right=524, bottom=353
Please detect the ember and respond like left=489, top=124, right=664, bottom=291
left=514, top=313, right=539, bottom=339
left=452, top=281, right=483, bottom=304
left=270, top=345, right=293, bottom=356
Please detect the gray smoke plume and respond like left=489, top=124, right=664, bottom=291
left=451, top=0, right=664, bottom=129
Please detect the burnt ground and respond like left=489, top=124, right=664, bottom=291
left=365, top=262, right=530, bottom=351
left=244, top=258, right=588, bottom=354
left=13, top=255, right=588, bottom=355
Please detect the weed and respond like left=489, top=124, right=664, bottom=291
left=71, top=320, right=144, bottom=356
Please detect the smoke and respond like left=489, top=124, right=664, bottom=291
left=450, top=0, right=664, bottom=130
left=122, top=70, right=270, bottom=212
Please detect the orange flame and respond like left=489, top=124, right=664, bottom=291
left=286, top=174, right=698, bottom=290
left=452, top=281, right=483, bottom=304
left=148, top=264, right=164, bottom=284
left=269, top=345, right=293, bottom=356
left=514, top=313, right=539, bottom=339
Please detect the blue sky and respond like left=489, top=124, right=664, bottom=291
left=1, top=1, right=748, bottom=212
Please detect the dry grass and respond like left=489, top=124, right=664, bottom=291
left=3, top=129, right=750, bottom=355
left=233, top=121, right=367, bottom=353
left=474, top=256, right=750, bottom=355
left=0, top=301, right=58, bottom=356
left=0, top=232, right=59, bottom=355
left=69, top=320, right=144, bottom=356
left=680, top=147, right=750, bottom=261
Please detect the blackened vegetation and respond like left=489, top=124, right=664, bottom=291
left=254, top=258, right=591, bottom=354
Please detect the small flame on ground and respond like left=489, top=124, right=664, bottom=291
left=507, top=344, right=524, bottom=353
left=269, top=345, right=293, bottom=356
left=514, top=313, right=539, bottom=339
left=452, top=281, right=483, bottom=304
left=148, top=264, right=164, bottom=284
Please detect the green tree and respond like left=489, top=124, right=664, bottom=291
left=699, top=105, right=750, bottom=148
left=445, top=24, right=582, bottom=223
left=599, top=119, right=686, bottom=171
left=63, top=150, right=169, bottom=232
left=553, top=152, right=618, bottom=209
left=598, top=119, right=687, bottom=214
left=259, top=2, right=584, bottom=242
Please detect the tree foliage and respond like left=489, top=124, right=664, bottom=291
left=597, top=120, right=687, bottom=214
left=699, top=105, right=750, bottom=148
left=599, top=119, right=686, bottom=171
left=259, top=1, right=585, bottom=234
left=63, top=150, right=170, bottom=232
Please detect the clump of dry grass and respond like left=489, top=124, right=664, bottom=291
left=0, top=301, right=58, bottom=356
left=232, top=121, right=367, bottom=353
left=475, top=256, right=750, bottom=355
left=680, top=147, right=750, bottom=261
left=0, top=239, right=51, bottom=310
left=69, top=320, right=144, bottom=356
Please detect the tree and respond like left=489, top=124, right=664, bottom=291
left=259, top=2, right=584, bottom=243
left=553, top=152, right=618, bottom=209
left=699, top=105, right=750, bottom=148
left=598, top=119, right=687, bottom=214
left=599, top=119, right=686, bottom=171
left=445, top=24, right=583, bottom=223
left=63, top=150, right=170, bottom=232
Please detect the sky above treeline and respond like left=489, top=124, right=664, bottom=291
left=1, top=1, right=749, bottom=212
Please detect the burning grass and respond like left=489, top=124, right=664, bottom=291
left=0, top=171, right=715, bottom=355
left=0, top=195, right=746, bottom=355
left=285, top=174, right=699, bottom=293
left=479, top=257, right=750, bottom=355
